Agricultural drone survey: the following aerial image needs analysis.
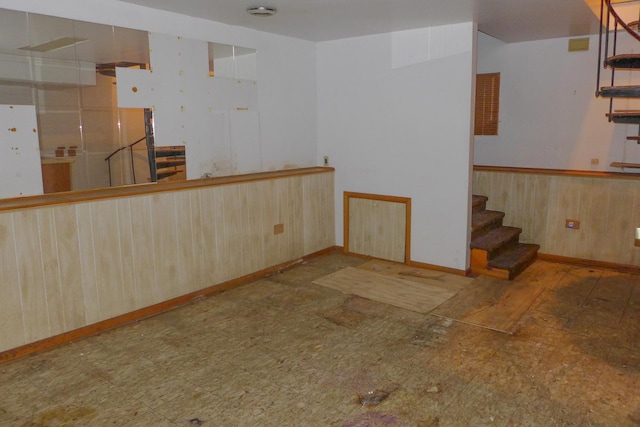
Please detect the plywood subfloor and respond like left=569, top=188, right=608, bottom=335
left=313, top=267, right=456, bottom=314
left=357, top=259, right=473, bottom=293
left=350, top=259, right=543, bottom=334
left=431, top=273, right=545, bottom=334
left=2, top=255, right=640, bottom=426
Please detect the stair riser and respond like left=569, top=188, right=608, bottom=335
left=471, top=218, right=503, bottom=241
left=472, top=201, right=486, bottom=213
left=504, top=252, right=537, bottom=280
left=470, top=265, right=510, bottom=281
left=487, top=238, right=522, bottom=261
left=472, top=195, right=488, bottom=214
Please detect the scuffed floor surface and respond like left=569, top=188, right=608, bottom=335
left=1, top=253, right=640, bottom=426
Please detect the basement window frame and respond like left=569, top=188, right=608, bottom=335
left=474, top=72, right=500, bottom=136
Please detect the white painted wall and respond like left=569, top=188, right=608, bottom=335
left=0, top=104, right=43, bottom=198
left=117, top=33, right=261, bottom=178
left=0, top=0, right=318, bottom=173
left=475, top=31, right=640, bottom=171
left=317, top=23, right=477, bottom=271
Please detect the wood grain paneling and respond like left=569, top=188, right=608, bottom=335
left=186, top=189, right=205, bottom=294
left=128, top=195, right=158, bottom=308
left=53, top=204, right=86, bottom=330
left=302, top=173, right=335, bottom=255
left=287, top=176, right=305, bottom=260
left=91, top=199, right=127, bottom=320
left=75, top=203, right=100, bottom=325
left=0, top=213, right=25, bottom=350
left=13, top=210, right=50, bottom=342
left=37, top=208, right=65, bottom=336
left=116, top=198, right=138, bottom=314
left=150, top=192, right=180, bottom=301
left=473, top=169, right=640, bottom=267
left=0, top=169, right=334, bottom=354
left=174, top=190, right=198, bottom=294
left=198, top=185, right=223, bottom=286
left=348, top=198, right=407, bottom=263
left=241, top=182, right=266, bottom=274
left=344, top=192, right=411, bottom=263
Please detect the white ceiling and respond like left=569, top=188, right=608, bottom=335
left=117, top=0, right=602, bottom=43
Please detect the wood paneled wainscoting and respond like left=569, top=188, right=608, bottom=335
left=0, top=167, right=335, bottom=360
left=473, top=166, right=640, bottom=270
left=343, top=192, right=411, bottom=263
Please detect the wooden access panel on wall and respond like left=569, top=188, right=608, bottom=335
left=344, top=192, right=411, bottom=263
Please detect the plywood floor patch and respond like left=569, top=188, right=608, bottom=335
left=313, top=267, right=456, bottom=314
left=357, top=259, right=473, bottom=293
left=431, top=274, right=545, bottom=334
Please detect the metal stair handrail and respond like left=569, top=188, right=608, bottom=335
left=104, top=136, right=146, bottom=187
left=604, top=0, right=640, bottom=43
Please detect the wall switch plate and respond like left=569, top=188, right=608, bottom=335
left=565, top=219, right=580, bottom=229
left=274, top=223, right=284, bottom=235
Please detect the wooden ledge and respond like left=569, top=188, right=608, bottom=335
left=474, top=165, right=640, bottom=179
left=0, top=167, right=334, bottom=213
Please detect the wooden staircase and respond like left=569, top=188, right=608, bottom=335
left=470, top=195, right=539, bottom=280
left=155, top=146, right=186, bottom=181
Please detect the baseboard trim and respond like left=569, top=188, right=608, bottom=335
left=538, top=253, right=640, bottom=274
left=0, top=246, right=336, bottom=365
left=409, top=260, right=470, bottom=277
left=339, top=247, right=470, bottom=277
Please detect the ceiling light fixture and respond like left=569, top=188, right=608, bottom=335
left=247, top=6, right=277, bottom=17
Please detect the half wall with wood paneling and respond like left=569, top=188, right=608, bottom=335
left=0, top=168, right=335, bottom=354
left=473, top=168, right=640, bottom=267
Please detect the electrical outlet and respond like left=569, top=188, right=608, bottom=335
left=565, top=219, right=580, bottom=229
left=591, top=158, right=599, bottom=165
left=274, top=223, right=284, bottom=235
left=323, top=156, right=329, bottom=166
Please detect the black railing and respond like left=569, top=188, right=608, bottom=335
left=104, top=136, right=146, bottom=187
left=596, top=0, right=640, bottom=119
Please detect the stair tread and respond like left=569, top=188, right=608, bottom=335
left=600, top=85, right=640, bottom=97
left=471, top=210, right=505, bottom=232
left=156, top=160, right=186, bottom=169
left=606, top=54, right=640, bottom=69
left=606, top=111, right=640, bottom=124
left=155, top=148, right=186, bottom=157
left=470, top=226, right=521, bottom=252
left=488, top=243, right=540, bottom=272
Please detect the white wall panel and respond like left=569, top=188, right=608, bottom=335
left=0, top=105, right=43, bottom=198
left=475, top=32, right=640, bottom=171
left=317, top=23, right=476, bottom=270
